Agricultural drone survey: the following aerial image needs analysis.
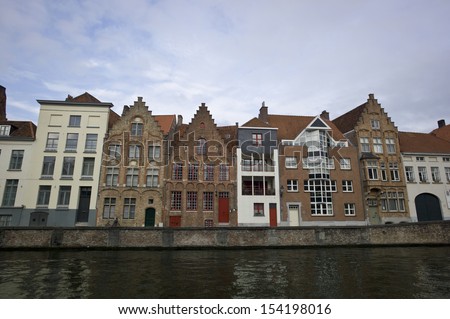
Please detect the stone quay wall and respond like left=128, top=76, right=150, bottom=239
left=0, top=221, right=449, bottom=250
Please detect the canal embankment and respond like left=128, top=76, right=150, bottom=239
left=0, top=221, right=449, bottom=249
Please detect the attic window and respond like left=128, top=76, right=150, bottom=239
left=200, top=122, right=205, bottom=129
left=0, top=125, right=11, bottom=136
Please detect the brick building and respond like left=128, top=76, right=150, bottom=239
left=97, top=97, right=176, bottom=227
left=333, top=94, right=410, bottom=224
left=164, top=103, right=238, bottom=227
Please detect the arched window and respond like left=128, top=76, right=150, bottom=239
left=197, top=138, right=206, bottom=155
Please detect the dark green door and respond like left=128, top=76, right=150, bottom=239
left=145, top=208, right=156, bottom=227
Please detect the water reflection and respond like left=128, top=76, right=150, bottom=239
left=0, top=247, right=449, bottom=298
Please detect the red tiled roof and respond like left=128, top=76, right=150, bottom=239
left=265, top=114, right=345, bottom=141
left=332, top=103, right=366, bottom=134
left=431, top=124, right=450, bottom=142
left=241, top=117, right=273, bottom=128
left=66, top=92, right=102, bottom=103
left=0, top=120, right=37, bottom=139
left=399, top=131, right=450, bottom=154
left=154, top=115, right=176, bottom=135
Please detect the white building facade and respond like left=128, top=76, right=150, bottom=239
left=19, top=93, right=115, bottom=226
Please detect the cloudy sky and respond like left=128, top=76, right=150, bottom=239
left=1, top=0, right=449, bottom=132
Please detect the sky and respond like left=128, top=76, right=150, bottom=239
left=1, top=0, right=449, bottom=132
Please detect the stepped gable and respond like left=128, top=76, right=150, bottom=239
left=399, top=131, right=450, bottom=153
left=182, top=103, right=222, bottom=141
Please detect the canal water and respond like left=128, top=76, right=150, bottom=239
left=0, top=247, right=449, bottom=298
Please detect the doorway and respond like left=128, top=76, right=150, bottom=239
left=145, top=208, right=156, bottom=227
left=415, top=193, right=442, bottom=221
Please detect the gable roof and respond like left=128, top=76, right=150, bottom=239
left=264, top=114, right=345, bottom=141
left=399, top=131, right=450, bottom=154
left=241, top=117, right=273, bottom=128
left=154, top=115, right=176, bottom=135
left=0, top=120, right=37, bottom=139
left=66, top=92, right=101, bottom=103
left=332, top=103, right=366, bottom=134
left=431, top=123, right=450, bottom=142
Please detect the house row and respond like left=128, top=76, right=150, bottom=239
left=1, top=85, right=449, bottom=227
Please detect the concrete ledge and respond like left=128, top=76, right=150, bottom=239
left=0, top=221, right=449, bottom=249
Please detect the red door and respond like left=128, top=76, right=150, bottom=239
left=169, top=216, right=181, bottom=227
left=218, top=197, right=229, bottom=223
left=269, top=203, right=277, bottom=227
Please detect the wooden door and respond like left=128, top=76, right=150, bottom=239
left=218, top=197, right=229, bottom=223
left=269, top=203, right=277, bottom=227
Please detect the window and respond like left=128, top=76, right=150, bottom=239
left=146, top=168, right=159, bottom=187
left=285, top=156, right=297, bottom=168
left=306, top=180, right=333, bottom=215
left=443, top=157, right=450, bottom=162
left=57, top=186, right=71, bottom=207
left=445, top=167, right=450, bottom=182
left=360, top=137, right=370, bottom=152
left=2, top=179, right=18, bottom=206
left=254, top=203, right=264, bottom=216
left=367, top=160, right=378, bottom=180
left=204, top=219, right=213, bottom=227
left=431, top=167, right=440, bottom=182
left=123, top=198, right=136, bottom=219
left=148, top=144, right=161, bottom=161
left=381, top=192, right=405, bottom=212
left=103, top=198, right=116, bottom=219
left=0, top=215, right=12, bottom=226
left=418, top=167, right=428, bottom=182
left=204, top=164, right=214, bottom=181
left=371, top=119, right=380, bottom=130
left=82, top=157, right=95, bottom=177
left=186, top=191, right=197, bottom=210
left=340, top=158, right=351, bottom=170
left=197, top=138, right=206, bottom=155
left=131, top=123, right=143, bottom=136
left=41, top=156, right=56, bottom=178
left=373, top=138, right=383, bottom=153
left=188, top=163, right=199, bottom=181
left=61, top=157, right=75, bottom=178
left=344, top=203, right=356, bottom=216
left=380, top=162, right=387, bottom=181
left=342, top=180, right=353, bottom=192
left=172, top=163, right=183, bottom=180
left=405, top=166, right=415, bottom=182
left=252, top=133, right=262, bottom=146
left=389, top=162, right=400, bottom=181
left=129, top=144, right=141, bottom=160
left=0, top=125, right=11, bottom=136
left=37, top=186, right=51, bottom=207
left=416, top=156, right=425, bottom=162
left=85, top=134, right=98, bottom=152
left=126, top=168, right=139, bottom=187
left=69, top=115, right=81, bottom=127
left=203, top=192, right=214, bottom=211
left=65, top=133, right=78, bottom=151
left=45, top=132, right=59, bottom=151
left=171, top=191, right=182, bottom=210
left=219, top=164, right=229, bottom=181
left=9, top=150, right=24, bottom=170
left=106, top=167, right=119, bottom=186
left=109, top=144, right=121, bottom=160
left=287, top=179, right=298, bottom=192
left=386, top=138, right=396, bottom=153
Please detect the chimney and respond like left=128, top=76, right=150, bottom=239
left=438, top=119, right=446, bottom=128
left=177, top=115, right=183, bottom=126
left=122, top=105, right=130, bottom=116
left=0, top=85, right=7, bottom=121
left=368, top=93, right=375, bottom=100
left=259, top=101, right=268, bottom=123
left=320, top=110, right=330, bottom=120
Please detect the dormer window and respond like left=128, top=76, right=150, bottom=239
left=0, top=125, right=11, bottom=136
left=371, top=119, right=380, bottom=130
left=252, top=133, right=262, bottom=146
